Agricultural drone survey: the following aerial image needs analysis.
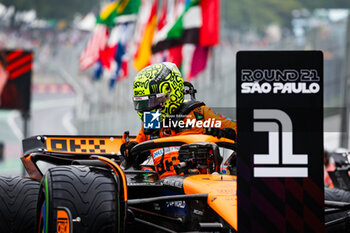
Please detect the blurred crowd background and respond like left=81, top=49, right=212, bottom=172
left=0, top=0, right=350, bottom=175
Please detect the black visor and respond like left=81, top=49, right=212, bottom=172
left=133, top=93, right=169, bottom=112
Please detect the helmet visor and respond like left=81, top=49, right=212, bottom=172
left=133, top=93, right=169, bottom=112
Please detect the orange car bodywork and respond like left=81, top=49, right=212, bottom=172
left=22, top=134, right=237, bottom=230
left=183, top=175, right=237, bottom=230
left=92, top=155, right=128, bottom=201
left=150, top=134, right=235, bottom=144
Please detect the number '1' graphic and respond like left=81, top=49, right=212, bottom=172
left=253, top=109, right=308, bottom=177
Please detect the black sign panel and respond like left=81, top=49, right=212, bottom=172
left=0, top=49, right=33, bottom=112
left=237, top=51, right=324, bottom=233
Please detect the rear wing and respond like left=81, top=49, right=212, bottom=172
left=21, top=135, right=136, bottom=181
left=22, top=135, right=136, bottom=156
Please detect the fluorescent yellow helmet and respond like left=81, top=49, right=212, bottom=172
left=133, top=62, right=184, bottom=121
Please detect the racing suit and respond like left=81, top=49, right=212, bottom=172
left=133, top=100, right=237, bottom=179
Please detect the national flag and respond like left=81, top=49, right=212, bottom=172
left=150, top=0, right=186, bottom=67
left=80, top=24, right=109, bottom=70
left=157, top=1, right=167, bottom=31
left=133, top=0, right=153, bottom=46
left=98, top=23, right=122, bottom=71
left=101, top=22, right=133, bottom=88
left=152, top=0, right=201, bottom=54
left=107, top=54, right=129, bottom=89
left=117, top=0, right=141, bottom=16
left=188, top=45, right=209, bottom=80
left=93, top=61, right=103, bottom=80
left=119, top=58, right=129, bottom=80
left=152, top=0, right=219, bottom=51
left=96, top=1, right=119, bottom=27
left=81, top=0, right=140, bottom=71
left=97, top=0, right=141, bottom=27
left=133, top=0, right=158, bottom=71
left=114, top=41, right=126, bottom=81
left=150, top=1, right=169, bottom=64
left=99, top=45, right=117, bottom=69
left=168, top=46, right=183, bottom=68
left=200, top=0, right=219, bottom=46
left=115, top=23, right=133, bottom=80
left=187, top=0, right=219, bottom=79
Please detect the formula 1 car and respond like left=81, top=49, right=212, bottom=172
left=0, top=134, right=236, bottom=233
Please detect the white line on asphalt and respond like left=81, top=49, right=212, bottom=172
left=7, top=111, right=23, bottom=141
left=62, top=112, right=78, bottom=135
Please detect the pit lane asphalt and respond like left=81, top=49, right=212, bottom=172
left=0, top=92, right=77, bottom=176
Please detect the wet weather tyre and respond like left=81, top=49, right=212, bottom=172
left=37, top=165, right=120, bottom=233
left=325, top=188, right=350, bottom=233
left=0, top=176, right=40, bottom=233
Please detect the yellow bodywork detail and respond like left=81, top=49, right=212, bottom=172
left=45, top=137, right=135, bottom=154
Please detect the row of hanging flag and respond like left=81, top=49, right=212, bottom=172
left=79, top=0, right=219, bottom=88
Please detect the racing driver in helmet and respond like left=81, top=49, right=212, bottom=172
left=122, top=62, right=236, bottom=179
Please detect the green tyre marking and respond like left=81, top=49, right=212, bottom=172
left=44, top=176, right=49, bottom=233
